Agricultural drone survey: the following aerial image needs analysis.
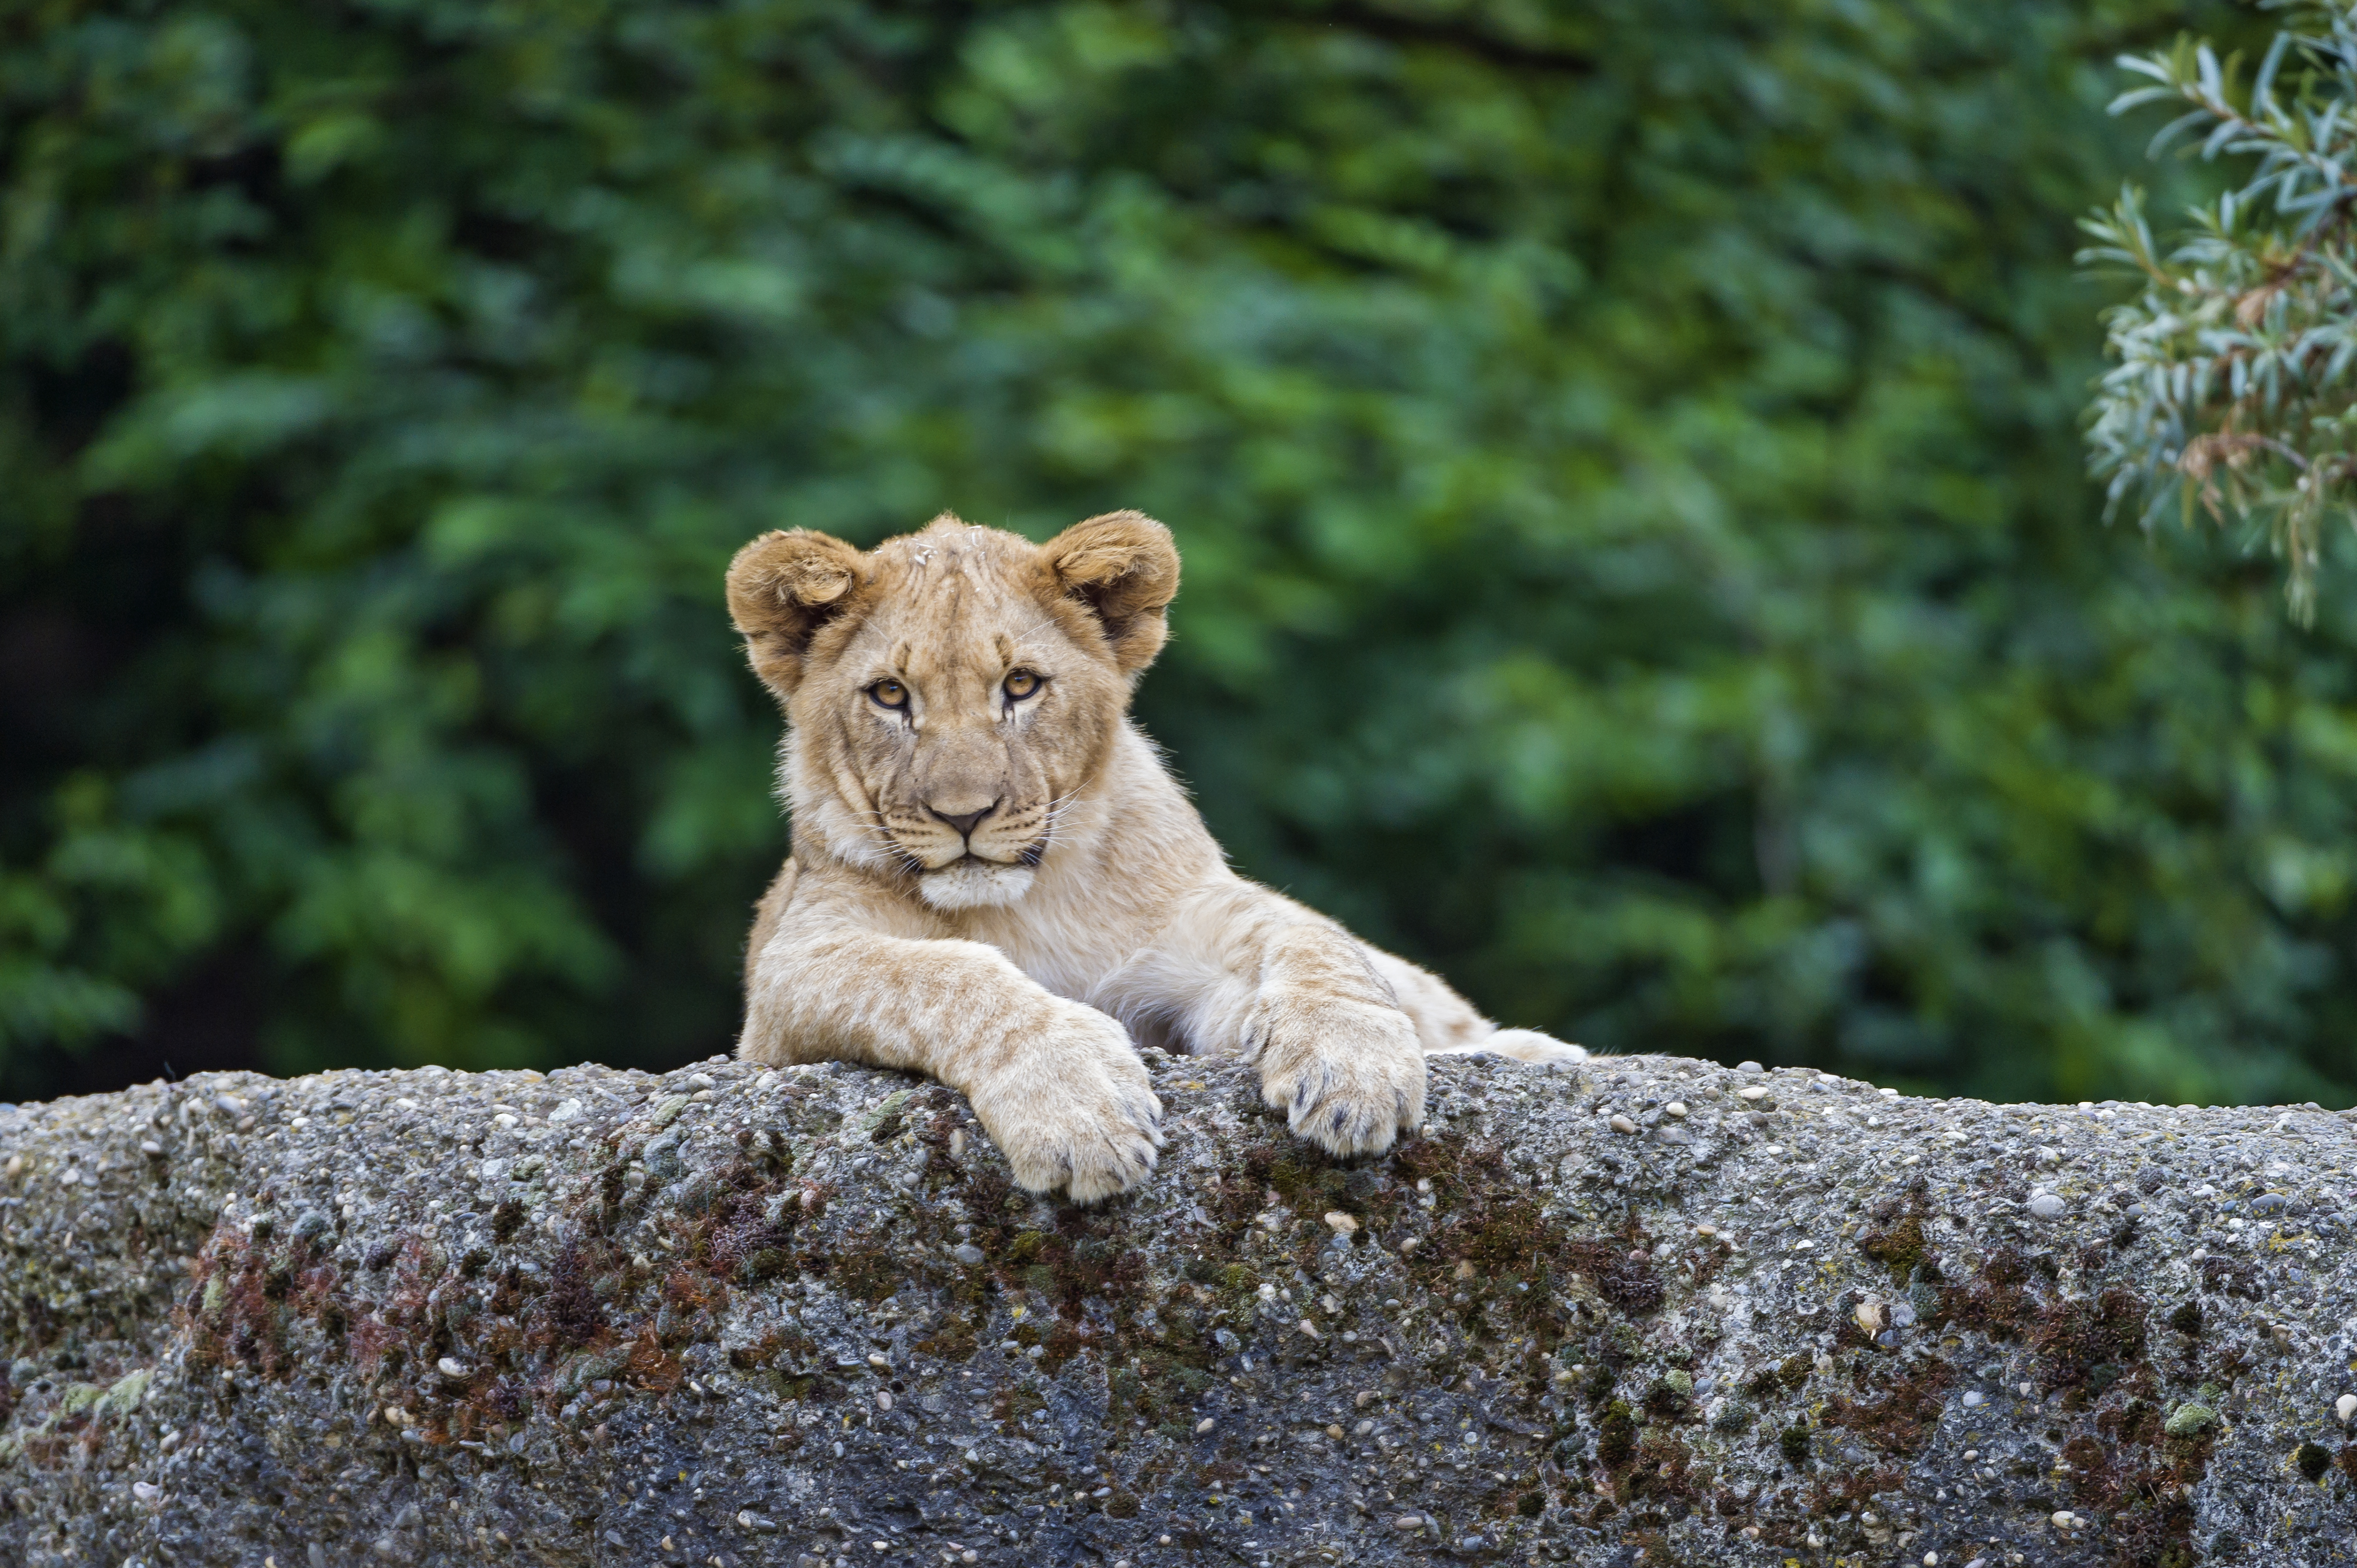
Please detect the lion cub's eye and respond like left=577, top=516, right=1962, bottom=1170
left=1002, top=670, right=1042, bottom=701
left=868, top=679, right=909, bottom=709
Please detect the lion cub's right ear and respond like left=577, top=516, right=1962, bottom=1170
left=726, top=529, right=869, bottom=699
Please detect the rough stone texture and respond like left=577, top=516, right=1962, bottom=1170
left=2, top=1051, right=2355, bottom=1568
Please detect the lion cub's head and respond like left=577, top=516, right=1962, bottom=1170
left=726, top=512, right=1179, bottom=910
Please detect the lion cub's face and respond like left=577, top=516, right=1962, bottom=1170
left=726, top=512, right=1180, bottom=909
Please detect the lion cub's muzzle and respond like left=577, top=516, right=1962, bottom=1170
left=895, top=798, right=1050, bottom=876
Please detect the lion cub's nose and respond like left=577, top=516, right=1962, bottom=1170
left=929, top=801, right=999, bottom=839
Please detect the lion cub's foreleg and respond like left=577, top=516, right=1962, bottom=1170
left=1137, top=889, right=1428, bottom=1158
left=1134, top=887, right=1586, bottom=1162
left=741, top=928, right=1163, bottom=1202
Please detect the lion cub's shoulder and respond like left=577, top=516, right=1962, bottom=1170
left=745, top=857, right=799, bottom=992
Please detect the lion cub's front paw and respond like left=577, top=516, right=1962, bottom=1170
left=968, top=1003, right=1163, bottom=1204
left=1252, top=995, right=1427, bottom=1159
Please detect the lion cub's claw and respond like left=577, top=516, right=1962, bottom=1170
left=971, top=1006, right=1162, bottom=1204
left=1254, top=997, right=1427, bottom=1160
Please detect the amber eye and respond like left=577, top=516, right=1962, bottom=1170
left=1003, top=670, right=1042, bottom=701
left=869, top=679, right=909, bottom=709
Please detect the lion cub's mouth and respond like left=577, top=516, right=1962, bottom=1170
left=906, top=843, right=1047, bottom=874
left=914, top=852, right=1041, bottom=912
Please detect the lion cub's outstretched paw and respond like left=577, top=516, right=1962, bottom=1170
left=969, top=1004, right=1163, bottom=1204
left=1254, top=997, right=1427, bottom=1160
left=1459, top=1028, right=1590, bottom=1068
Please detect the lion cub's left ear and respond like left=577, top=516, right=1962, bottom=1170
left=1041, top=510, right=1180, bottom=675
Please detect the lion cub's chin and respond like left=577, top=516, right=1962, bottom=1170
left=917, top=860, right=1038, bottom=912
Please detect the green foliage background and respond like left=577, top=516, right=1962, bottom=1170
left=5, top=0, right=2343, bottom=1108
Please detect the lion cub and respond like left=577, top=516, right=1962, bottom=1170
left=728, top=512, right=1584, bottom=1201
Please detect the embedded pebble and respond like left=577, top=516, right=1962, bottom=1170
left=1609, top=1115, right=1637, bottom=1134
left=2339, top=1394, right=2357, bottom=1425
left=951, top=1243, right=985, bottom=1266
left=1664, top=1102, right=1687, bottom=1118
left=2027, top=1194, right=2066, bottom=1220
left=1322, top=1211, right=1359, bottom=1236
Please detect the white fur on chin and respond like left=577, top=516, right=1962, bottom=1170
left=918, top=861, right=1037, bottom=911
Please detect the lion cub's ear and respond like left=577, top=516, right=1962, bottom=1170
left=726, top=528, right=869, bottom=698
left=1041, top=510, right=1180, bottom=675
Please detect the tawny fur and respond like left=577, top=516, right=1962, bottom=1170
left=729, top=511, right=1587, bottom=1202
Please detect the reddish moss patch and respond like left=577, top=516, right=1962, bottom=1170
left=1603, top=1433, right=1697, bottom=1509
left=1820, top=1357, right=1956, bottom=1457
left=2198, top=1254, right=2262, bottom=1298
left=1391, top=1133, right=1663, bottom=1338
left=182, top=1228, right=295, bottom=1377
left=2099, top=1396, right=2164, bottom=1447
left=628, top=1326, right=684, bottom=1393
left=1932, top=1248, right=2204, bottom=1568
left=1937, top=1246, right=2035, bottom=1338
left=729, top=1329, right=789, bottom=1370
left=1560, top=1238, right=1665, bottom=1316
left=1855, top=1187, right=1932, bottom=1284
left=2091, top=1431, right=2212, bottom=1568
left=490, top=1200, right=527, bottom=1242
left=1596, top=1399, right=1637, bottom=1469
left=2032, top=1286, right=2147, bottom=1402
left=1804, top=1466, right=1907, bottom=1517
left=915, top=1313, right=979, bottom=1361
left=829, top=1227, right=909, bottom=1304
left=539, top=1241, right=615, bottom=1350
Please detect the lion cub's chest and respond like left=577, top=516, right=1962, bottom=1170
left=951, top=898, right=1150, bottom=1010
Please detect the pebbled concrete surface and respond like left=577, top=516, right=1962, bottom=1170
left=3, top=1051, right=2356, bottom=1566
